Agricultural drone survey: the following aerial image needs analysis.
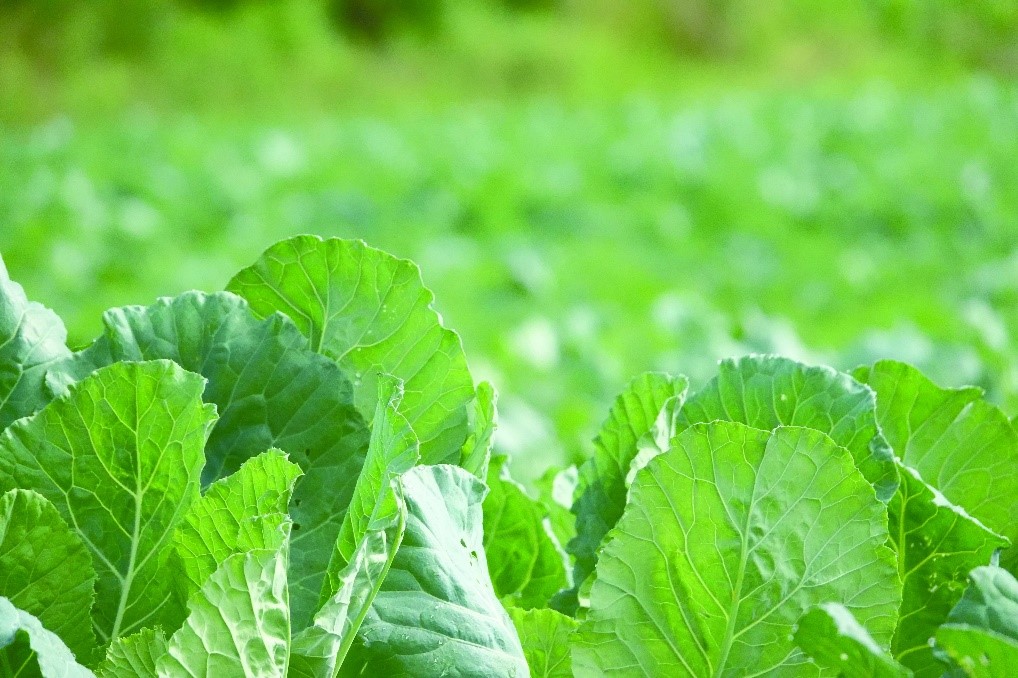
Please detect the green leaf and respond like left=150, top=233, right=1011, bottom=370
left=228, top=235, right=475, bottom=466
left=356, top=465, right=528, bottom=676
left=483, top=455, right=568, bottom=609
left=889, top=466, right=1006, bottom=676
left=508, top=607, right=577, bottom=678
left=566, top=372, right=688, bottom=613
left=795, top=603, right=912, bottom=677
left=97, top=628, right=165, bottom=678
left=574, top=423, right=901, bottom=677
left=290, top=375, right=417, bottom=677
left=678, top=356, right=898, bottom=501
left=936, top=566, right=1018, bottom=677
left=44, top=291, right=371, bottom=630
left=935, top=625, right=1018, bottom=678
left=0, top=360, right=216, bottom=643
left=0, top=254, right=70, bottom=430
left=534, top=464, right=577, bottom=566
left=291, top=506, right=406, bottom=678
left=461, top=381, right=497, bottom=479
left=323, top=375, right=418, bottom=594
left=856, top=361, right=1018, bottom=569
left=158, top=534, right=291, bottom=677
left=0, top=489, right=96, bottom=665
left=0, top=597, right=95, bottom=678
left=172, top=449, right=302, bottom=600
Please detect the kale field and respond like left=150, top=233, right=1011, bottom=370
left=4, top=83, right=1018, bottom=486
left=3, top=1, right=1018, bottom=674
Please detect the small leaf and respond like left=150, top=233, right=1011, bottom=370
left=291, top=376, right=418, bottom=677
left=97, top=628, right=166, bottom=678
left=483, top=455, right=568, bottom=609
left=509, top=607, right=577, bottom=678
left=936, top=566, right=1018, bottom=677
left=565, top=372, right=688, bottom=613
left=889, top=466, right=1006, bottom=675
left=461, top=381, right=497, bottom=479
left=795, top=603, right=912, bottom=677
left=172, top=449, right=302, bottom=601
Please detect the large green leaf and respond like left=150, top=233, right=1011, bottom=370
left=0, top=597, right=95, bottom=678
left=159, top=532, right=291, bottom=677
left=856, top=361, right=1018, bottom=569
left=290, top=376, right=417, bottom=677
left=228, top=235, right=475, bottom=465
left=483, top=455, right=568, bottom=609
left=44, top=291, right=371, bottom=630
left=565, top=372, right=688, bottom=613
left=0, top=254, right=70, bottom=430
left=889, top=466, right=1006, bottom=676
left=574, top=423, right=901, bottom=677
left=508, top=607, right=577, bottom=678
left=0, top=360, right=216, bottom=643
left=355, top=464, right=528, bottom=676
left=795, top=604, right=911, bottom=677
left=935, top=566, right=1018, bottom=677
left=172, top=449, right=302, bottom=600
left=0, top=489, right=96, bottom=665
left=678, top=356, right=898, bottom=501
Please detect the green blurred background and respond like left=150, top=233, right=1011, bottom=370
left=2, top=0, right=1017, bottom=480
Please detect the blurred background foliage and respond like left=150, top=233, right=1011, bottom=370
left=2, top=0, right=1016, bottom=481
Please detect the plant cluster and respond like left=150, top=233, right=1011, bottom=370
left=1, top=235, right=1016, bottom=677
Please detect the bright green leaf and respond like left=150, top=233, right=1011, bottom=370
left=889, top=466, right=1006, bottom=676
left=158, top=534, right=291, bottom=678
left=323, top=375, right=418, bottom=594
left=856, top=361, right=1018, bottom=570
left=291, top=505, right=406, bottom=678
left=509, top=606, right=577, bottom=678
left=290, top=375, right=417, bottom=677
left=795, top=603, right=911, bottom=677
left=0, top=489, right=96, bottom=665
left=574, top=423, right=901, bottom=677
left=97, top=628, right=166, bottom=678
left=679, top=355, right=898, bottom=501
left=0, top=254, right=70, bottom=430
left=0, top=360, right=216, bottom=644
left=935, top=566, right=1018, bottom=677
left=172, top=449, right=302, bottom=600
left=565, top=372, right=688, bottom=613
left=534, top=464, right=577, bottom=565
left=228, top=235, right=474, bottom=465
left=461, top=381, right=497, bottom=479
left=44, top=291, right=371, bottom=630
left=484, top=455, right=568, bottom=609
left=356, top=465, right=528, bottom=676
